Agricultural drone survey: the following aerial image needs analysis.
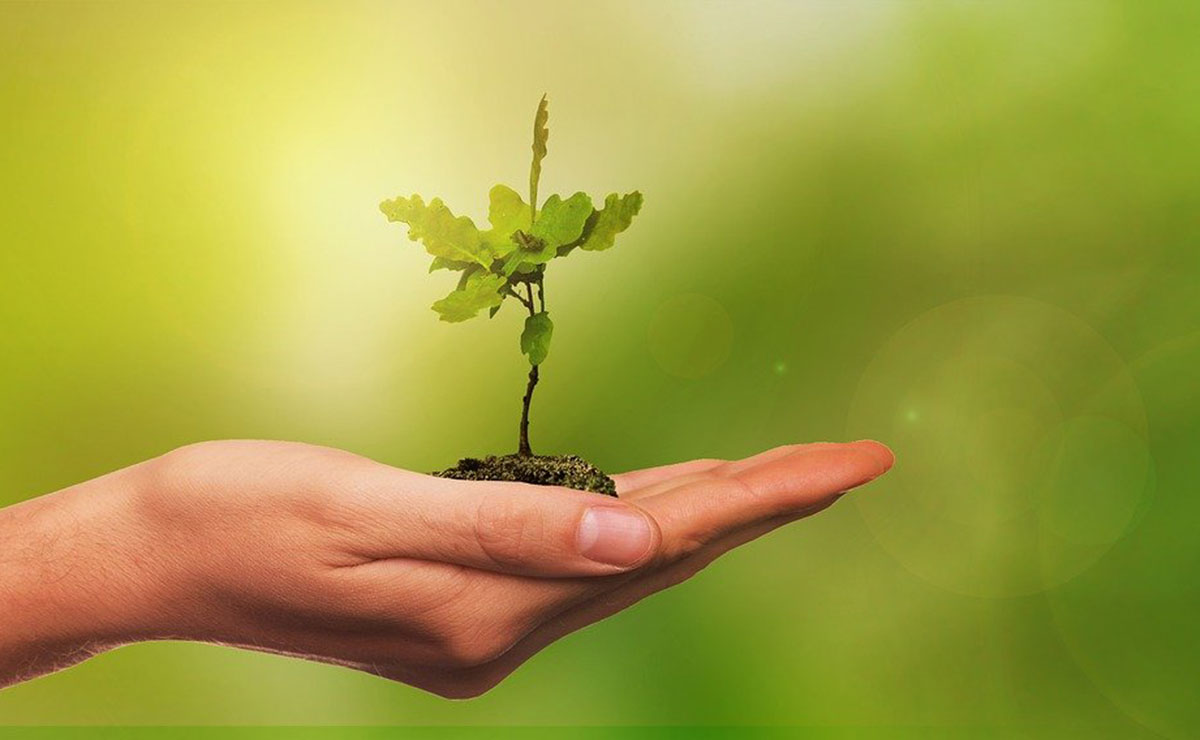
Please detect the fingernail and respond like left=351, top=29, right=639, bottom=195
left=577, top=507, right=654, bottom=568
left=852, top=440, right=895, bottom=471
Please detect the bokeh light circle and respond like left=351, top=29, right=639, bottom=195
left=647, top=293, right=734, bottom=379
left=1046, top=332, right=1200, bottom=740
left=847, top=295, right=1148, bottom=597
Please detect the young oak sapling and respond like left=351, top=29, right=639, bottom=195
left=380, top=96, right=643, bottom=496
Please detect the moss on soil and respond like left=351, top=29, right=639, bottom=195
left=434, top=454, right=618, bottom=497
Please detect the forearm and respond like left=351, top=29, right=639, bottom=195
left=0, top=465, right=161, bottom=687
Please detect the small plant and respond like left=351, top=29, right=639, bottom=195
left=380, top=96, right=643, bottom=495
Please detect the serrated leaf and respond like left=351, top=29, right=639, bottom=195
left=515, top=191, right=593, bottom=266
left=480, top=184, right=531, bottom=258
left=380, top=194, right=491, bottom=267
left=520, top=311, right=553, bottom=366
left=573, top=191, right=644, bottom=254
left=431, top=271, right=506, bottom=323
left=529, top=95, right=549, bottom=213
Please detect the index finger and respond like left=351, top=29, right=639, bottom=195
left=612, top=458, right=726, bottom=495
left=636, top=440, right=893, bottom=561
left=614, top=443, right=851, bottom=499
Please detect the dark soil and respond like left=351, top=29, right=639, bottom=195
left=434, top=454, right=618, bottom=496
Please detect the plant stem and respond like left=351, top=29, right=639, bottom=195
left=518, top=364, right=539, bottom=456
left=517, top=276, right=546, bottom=456
left=518, top=282, right=537, bottom=454
left=504, top=285, right=532, bottom=310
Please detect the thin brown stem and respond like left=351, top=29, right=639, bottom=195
left=504, top=285, right=532, bottom=310
left=516, top=265, right=546, bottom=455
left=518, top=364, right=539, bottom=456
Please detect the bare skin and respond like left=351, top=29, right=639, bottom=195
left=0, top=439, right=893, bottom=697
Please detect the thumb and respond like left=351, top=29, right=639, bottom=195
left=336, top=467, right=662, bottom=578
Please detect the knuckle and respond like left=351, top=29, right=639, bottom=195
left=132, top=441, right=229, bottom=523
left=146, top=441, right=219, bottom=491
left=472, top=491, right=549, bottom=568
left=283, top=456, right=371, bottom=528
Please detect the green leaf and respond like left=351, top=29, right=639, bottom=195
left=480, top=184, right=531, bottom=258
left=517, top=191, right=592, bottom=265
left=500, top=250, right=543, bottom=276
left=431, top=271, right=506, bottom=323
left=429, top=256, right=473, bottom=273
left=529, top=95, right=549, bottom=213
left=489, top=301, right=504, bottom=318
left=500, top=250, right=526, bottom=276
left=455, top=262, right=482, bottom=290
left=520, top=311, right=554, bottom=366
left=573, top=191, right=644, bottom=253
left=380, top=194, right=491, bottom=267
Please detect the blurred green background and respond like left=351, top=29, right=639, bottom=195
left=1, top=0, right=1197, bottom=734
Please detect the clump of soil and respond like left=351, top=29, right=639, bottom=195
left=435, top=454, right=617, bottom=497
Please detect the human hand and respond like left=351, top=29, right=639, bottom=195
left=0, top=439, right=892, bottom=695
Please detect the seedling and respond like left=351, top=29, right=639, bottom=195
left=380, top=96, right=643, bottom=495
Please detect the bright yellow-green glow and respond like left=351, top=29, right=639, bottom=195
left=1, top=1, right=1198, bottom=735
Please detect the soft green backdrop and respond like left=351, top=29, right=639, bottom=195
left=1, top=0, right=1196, bottom=735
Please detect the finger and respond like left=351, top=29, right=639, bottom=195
left=719, top=441, right=859, bottom=476
left=420, top=495, right=851, bottom=696
left=616, top=443, right=845, bottom=501
left=392, top=445, right=890, bottom=693
left=612, top=458, right=726, bottom=496
left=368, top=440, right=886, bottom=581
left=333, top=444, right=894, bottom=697
left=638, top=440, right=892, bottom=561
left=329, top=466, right=663, bottom=578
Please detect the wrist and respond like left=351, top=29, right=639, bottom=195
left=0, top=463, right=168, bottom=685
